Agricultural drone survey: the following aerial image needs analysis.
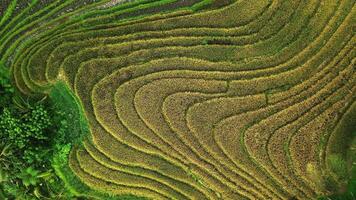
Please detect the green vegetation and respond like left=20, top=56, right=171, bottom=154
left=50, top=81, right=146, bottom=199
left=0, top=0, right=354, bottom=199
left=0, top=64, right=70, bottom=198
left=319, top=101, right=356, bottom=200
left=2, top=54, right=151, bottom=198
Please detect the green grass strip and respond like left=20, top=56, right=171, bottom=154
left=48, top=81, right=146, bottom=199
left=0, top=0, right=38, bottom=40
left=0, top=0, right=112, bottom=63
left=74, top=0, right=159, bottom=20
left=0, top=0, right=74, bottom=61
left=49, top=81, right=96, bottom=197
left=0, top=0, right=17, bottom=28
left=191, top=0, right=213, bottom=11
left=49, top=81, right=90, bottom=144
left=71, top=0, right=181, bottom=29
left=8, top=0, right=204, bottom=91
left=2, top=0, right=192, bottom=65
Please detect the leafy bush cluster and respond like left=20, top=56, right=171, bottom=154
left=0, top=64, right=74, bottom=199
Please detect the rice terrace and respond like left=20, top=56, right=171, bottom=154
left=0, top=0, right=355, bottom=199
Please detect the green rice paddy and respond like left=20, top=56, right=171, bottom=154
left=0, top=0, right=355, bottom=199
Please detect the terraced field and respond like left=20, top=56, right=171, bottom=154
left=0, top=0, right=355, bottom=199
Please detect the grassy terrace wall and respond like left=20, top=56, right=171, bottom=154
left=0, top=0, right=355, bottom=199
left=50, top=81, right=147, bottom=199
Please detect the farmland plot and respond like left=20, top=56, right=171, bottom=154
left=0, top=0, right=355, bottom=199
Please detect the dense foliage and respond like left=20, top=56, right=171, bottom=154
left=0, top=64, right=73, bottom=199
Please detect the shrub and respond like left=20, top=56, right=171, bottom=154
left=0, top=71, right=75, bottom=199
